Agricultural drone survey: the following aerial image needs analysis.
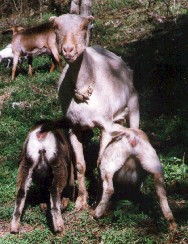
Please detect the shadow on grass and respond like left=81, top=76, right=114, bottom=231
left=118, top=14, right=188, bottom=114
left=116, top=13, right=188, bottom=156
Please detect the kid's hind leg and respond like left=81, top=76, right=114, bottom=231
left=128, top=92, right=139, bottom=129
left=153, top=172, right=177, bottom=231
left=50, top=161, right=68, bottom=234
left=94, top=155, right=123, bottom=218
left=10, top=159, right=33, bottom=233
left=93, top=171, right=114, bottom=218
left=138, top=145, right=176, bottom=231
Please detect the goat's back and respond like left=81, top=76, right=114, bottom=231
left=11, top=22, right=56, bottom=52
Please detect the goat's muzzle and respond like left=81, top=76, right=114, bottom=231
left=62, top=45, right=77, bottom=62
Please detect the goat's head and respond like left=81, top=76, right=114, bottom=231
left=50, top=14, right=93, bottom=63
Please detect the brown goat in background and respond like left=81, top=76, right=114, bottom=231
left=11, top=22, right=63, bottom=80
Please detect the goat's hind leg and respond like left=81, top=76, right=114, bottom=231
left=94, top=171, right=114, bottom=218
left=50, top=162, right=67, bottom=234
left=50, top=45, right=63, bottom=72
left=10, top=159, right=33, bottom=233
left=154, top=173, right=177, bottom=231
left=49, top=55, right=57, bottom=73
left=139, top=146, right=176, bottom=231
left=128, top=91, right=139, bottom=129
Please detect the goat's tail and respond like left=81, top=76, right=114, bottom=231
left=34, top=117, right=72, bottom=133
left=110, top=127, right=140, bottom=147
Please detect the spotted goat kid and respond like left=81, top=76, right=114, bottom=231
left=10, top=120, right=74, bottom=234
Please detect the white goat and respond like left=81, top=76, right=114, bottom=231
left=0, top=44, right=14, bottom=68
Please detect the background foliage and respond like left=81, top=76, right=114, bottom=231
left=0, top=0, right=188, bottom=243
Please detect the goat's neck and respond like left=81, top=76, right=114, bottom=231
left=69, top=50, right=93, bottom=91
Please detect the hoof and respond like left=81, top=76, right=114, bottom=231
left=169, top=221, right=177, bottom=232
left=61, top=198, right=69, bottom=210
left=92, top=211, right=100, bottom=219
left=10, top=226, right=19, bottom=234
left=93, top=207, right=104, bottom=219
left=54, top=225, right=65, bottom=235
left=75, top=196, right=88, bottom=211
left=39, top=203, right=47, bottom=212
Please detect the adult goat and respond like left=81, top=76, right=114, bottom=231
left=50, top=14, right=139, bottom=210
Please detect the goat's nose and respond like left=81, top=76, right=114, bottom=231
left=63, top=45, right=74, bottom=54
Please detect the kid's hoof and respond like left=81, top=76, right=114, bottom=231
left=10, top=226, right=19, bottom=234
left=54, top=225, right=65, bottom=235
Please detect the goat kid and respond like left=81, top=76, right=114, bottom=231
left=0, top=44, right=14, bottom=68
left=94, top=127, right=177, bottom=231
left=0, top=44, right=27, bottom=68
left=10, top=120, right=74, bottom=234
left=11, top=22, right=63, bottom=80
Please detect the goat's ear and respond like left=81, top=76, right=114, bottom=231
left=10, top=27, right=17, bottom=35
left=49, top=16, right=61, bottom=28
left=49, top=16, right=57, bottom=26
left=85, top=15, right=94, bottom=23
left=81, top=16, right=94, bottom=30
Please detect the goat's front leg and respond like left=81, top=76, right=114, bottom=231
left=70, top=129, right=88, bottom=210
left=94, top=171, right=114, bottom=218
left=10, top=159, right=33, bottom=233
left=27, top=56, right=33, bottom=76
left=50, top=162, right=67, bottom=234
left=12, top=54, right=19, bottom=80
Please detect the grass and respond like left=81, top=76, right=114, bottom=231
left=0, top=0, right=188, bottom=243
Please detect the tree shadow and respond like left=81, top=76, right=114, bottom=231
left=82, top=130, right=100, bottom=206
left=113, top=13, right=188, bottom=156
left=119, top=14, right=188, bottom=114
